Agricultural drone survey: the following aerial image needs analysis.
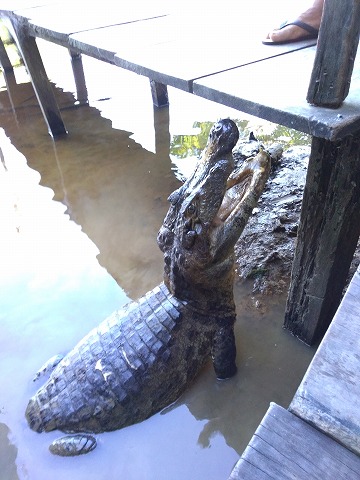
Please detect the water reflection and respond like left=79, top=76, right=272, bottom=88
left=170, top=120, right=310, bottom=181
left=1, top=81, right=180, bottom=299
left=0, top=424, right=18, bottom=480
left=0, top=59, right=314, bottom=479
left=171, top=284, right=314, bottom=456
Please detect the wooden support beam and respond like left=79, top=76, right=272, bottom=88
left=153, top=101, right=170, bottom=158
left=290, top=266, right=360, bottom=455
left=68, top=49, right=88, bottom=105
left=0, top=38, right=13, bottom=73
left=307, top=0, right=360, bottom=108
left=150, top=79, right=168, bottom=108
left=7, top=17, right=67, bottom=138
left=284, top=133, right=360, bottom=345
left=229, top=403, right=360, bottom=480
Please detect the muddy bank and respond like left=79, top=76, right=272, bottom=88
left=234, top=144, right=360, bottom=295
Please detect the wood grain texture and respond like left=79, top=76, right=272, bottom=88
left=307, top=0, right=360, bottom=108
left=284, top=135, right=360, bottom=344
left=12, top=0, right=169, bottom=45
left=229, top=403, right=360, bottom=480
left=111, top=16, right=317, bottom=93
left=290, top=267, right=360, bottom=455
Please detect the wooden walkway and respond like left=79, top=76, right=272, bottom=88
left=229, top=266, right=360, bottom=479
left=1, top=2, right=360, bottom=476
left=229, top=404, right=360, bottom=480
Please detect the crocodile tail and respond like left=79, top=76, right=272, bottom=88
left=26, top=397, right=43, bottom=432
left=25, top=283, right=186, bottom=434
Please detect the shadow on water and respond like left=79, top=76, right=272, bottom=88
left=0, top=424, right=19, bottom=480
left=0, top=69, right=315, bottom=480
left=0, top=81, right=180, bottom=299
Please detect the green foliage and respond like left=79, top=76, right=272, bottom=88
left=0, top=21, right=23, bottom=68
left=0, top=21, right=12, bottom=45
left=170, top=119, right=310, bottom=161
left=257, top=123, right=311, bottom=146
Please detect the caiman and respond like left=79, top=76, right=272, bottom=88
left=25, top=119, right=271, bottom=455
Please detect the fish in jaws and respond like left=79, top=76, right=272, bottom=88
left=25, top=119, right=271, bottom=455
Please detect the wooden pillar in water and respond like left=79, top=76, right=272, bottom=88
left=68, top=49, right=88, bottom=105
left=7, top=17, right=67, bottom=137
left=150, top=79, right=169, bottom=108
left=285, top=0, right=360, bottom=344
left=284, top=133, right=360, bottom=345
left=153, top=102, right=170, bottom=158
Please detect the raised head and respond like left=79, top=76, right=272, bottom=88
left=157, top=119, right=271, bottom=309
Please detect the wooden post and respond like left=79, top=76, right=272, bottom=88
left=0, top=38, right=18, bottom=107
left=150, top=79, right=168, bottom=108
left=284, top=133, right=360, bottom=345
left=0, top=38, right=13, bottom=73
left=7, top=17, right=67, bottom=137
left=153, top=103, right=170, bottom=158
left=68, top=49, right=88, bottom=105
left=307, top=0, right=360, bottom=108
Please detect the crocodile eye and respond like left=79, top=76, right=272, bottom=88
left=183, top=230, right=196, bottom=248
left=187, top=204, right=196, bottom=215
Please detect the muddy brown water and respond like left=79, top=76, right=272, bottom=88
left=0, top=39, right=314, bottom=480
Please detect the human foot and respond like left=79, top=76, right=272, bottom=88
left=263, top=0, right=323, bottom=44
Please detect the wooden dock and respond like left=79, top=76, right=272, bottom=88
left=1, top=1, right=360, bottom=477
left=229, top=265, right=360, bottom=479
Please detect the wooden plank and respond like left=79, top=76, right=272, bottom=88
left=307, top=0, right=360, bottom=108
left=229, top=403, right=360, bottom=480
left=25, top=0, right=169, bottom=46
left=194, top=46, right=360, bottom=141
left=0, top=1, right=54, bottom=12
left=109, top=13, right=316, bottom=92
left=284, top=134, right=360, bottom=344
left=290, top=267, right=360, bottom=455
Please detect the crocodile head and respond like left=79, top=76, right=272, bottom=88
left=157, top=119, right=271, bottom=311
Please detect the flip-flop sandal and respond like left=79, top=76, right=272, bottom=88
left=262, top=20, right=319, bottom=45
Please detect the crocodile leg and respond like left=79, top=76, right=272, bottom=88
left=211, top=318, right=237, bottom=380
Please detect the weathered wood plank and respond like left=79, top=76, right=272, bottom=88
left=10, top=1, right=168, bottom=31
left=229, top=403, right=360, bottom=480
left=110, top=13, right=316, bottom=92
left=6, top=16, right=67, bottom=137
left=194, top=46, right=360, bottom=141
left=290, top=267, right=360, bottom=455
left=0, top=1, right=170, bottom=49
left=27, top=3, right=169, bottom=46
left=0, top=1, right=51, bottom=13
left=307, top=0, right=360, bottom=108
left=284, top=134, right=360, bottom=344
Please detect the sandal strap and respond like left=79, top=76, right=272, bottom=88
left=280, top=20, right=319, bottom=36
